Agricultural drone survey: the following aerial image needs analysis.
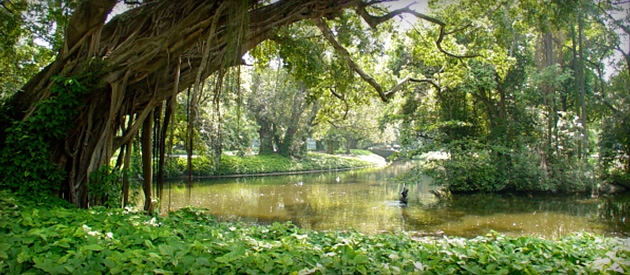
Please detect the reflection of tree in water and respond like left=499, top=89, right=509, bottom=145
left=430, top=193, right=601, bottom=216
left=157, top=163, right=628, bottom=236
left=419, top=192, right=630, bottom=237
left=597, top=195, right=630, bottom=235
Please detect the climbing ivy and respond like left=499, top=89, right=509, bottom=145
left=0, top=65, right=103, bottom=200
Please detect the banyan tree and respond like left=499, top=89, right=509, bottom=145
left=0, top=0, right=467, bottom=209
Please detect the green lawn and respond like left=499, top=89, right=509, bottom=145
left=162, top=150, right=386, bottom=178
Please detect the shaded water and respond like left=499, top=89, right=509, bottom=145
left=158, top=162, right=629, bottom=238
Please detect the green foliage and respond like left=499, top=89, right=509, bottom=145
left=220, top=153, right=375, bottom=175
left=0, top=191, right=628, bottom=274
left=418, top=138, right=595, bottom=193
left=428, top=142, right=503, bottom=193
left=599, top=112, right=630, bottom=185
left=87, top=166, right=122, bottom=208
left=159, top=152, right=379, bottom=178
left=0, top=71, right=100, bottom=198
left=394, top=0, right=615, bottom=193
left=0, top=1, right=74, bottom=98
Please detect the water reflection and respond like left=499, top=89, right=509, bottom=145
left=158, top=162, right=629, bottom=238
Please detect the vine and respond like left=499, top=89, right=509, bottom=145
left=0, top=63, right=104, bottom=200
left=87, top=166, right=122, bottom=208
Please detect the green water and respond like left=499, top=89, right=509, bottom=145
left=158, top=162, right=629, bottom=238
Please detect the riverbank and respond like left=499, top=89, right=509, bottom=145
left=162, top=149, right=387, bottom=179
left=1, top=192, right=627, bottom=274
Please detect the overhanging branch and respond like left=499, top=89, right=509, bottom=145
left=314, top=17, right=444, bottom=102
left=408, top=77, right=442, bottom=92
left=356, top=1, right=416, bottom=28
left=357, top=2, right=480, bottom=59
left=314, top=17, right=391, bottom=101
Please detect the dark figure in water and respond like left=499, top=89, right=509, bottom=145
left=400, top=184, right=409, bottom=204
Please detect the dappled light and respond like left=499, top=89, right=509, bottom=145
left=1, top=0, right=629, bottom=273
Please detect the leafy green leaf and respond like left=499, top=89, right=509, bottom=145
left=84, top=244, right=104, bottom=251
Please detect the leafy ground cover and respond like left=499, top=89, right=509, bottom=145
left=163, top=150, right=384, bottom=178
left=1, top=192, right=628, bottom=274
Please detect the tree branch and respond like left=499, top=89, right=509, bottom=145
left=315, top=16, right=445, bottom=102
left=445, top=23, right=473, bottom=35
left=598, top=2, right=630, bottom=35
left=314, top=17, right=391, bottom=101
left=329, top=87, right=350, bottom=120
left=356, top=1, right=416, bottom=29
left=64, top=0, right=118, bottom=51
left=408, top=77, right=442, bottom=92
left=357, top=2, right=480, bottom=59
left=0, top=1, right=15, bottom=15
left=383, top=76, right=441, bottom=98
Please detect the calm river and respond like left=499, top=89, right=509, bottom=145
left=158, top=162, right=629, bottom=238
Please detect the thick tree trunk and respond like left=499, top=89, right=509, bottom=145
left=345, top=136, right=358, bottom=154
left=279, top=84, right=307, bottom=157
left=345, top=139, right=352, bottom=154
left=0, top=0, right=361, bottom=207
left=326, top=138, right=335, bottom=154
left=273, top=124, right=281, bottom=153
left=257, top=119, right=275, bottom=155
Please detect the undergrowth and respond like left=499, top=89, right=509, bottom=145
left=0, top=191, right=628, bottom=274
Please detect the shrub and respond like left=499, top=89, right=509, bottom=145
left=423, top=139, right=597, bottom=193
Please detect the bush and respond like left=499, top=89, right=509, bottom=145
left=424, top=140, right=504, bottom=193
left=423, top=140, right=597, bottom=193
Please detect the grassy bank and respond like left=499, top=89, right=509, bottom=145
left=0, top=193, right=628, bottom=274
left=163, top=149, right=385, bottom=178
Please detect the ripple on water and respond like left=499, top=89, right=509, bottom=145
left=156, top=162, right=628, bottom=238
left=424, top=211, right=600, bottom=238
